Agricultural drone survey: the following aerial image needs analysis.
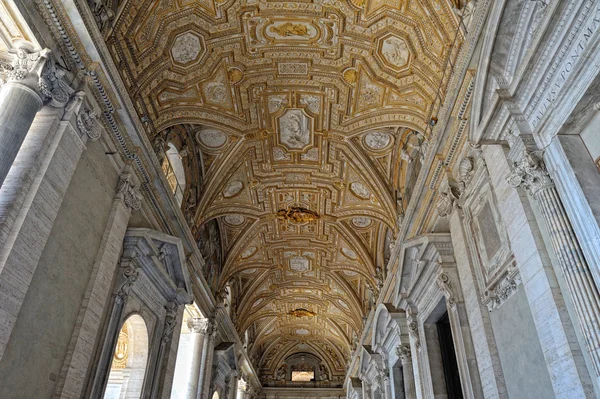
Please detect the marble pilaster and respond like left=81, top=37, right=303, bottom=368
left=53, top=168, right=141, bottom=399
left=484, top=144, right=594, bottom=398
left=0, top=86, right=92, bottom=363
left=508, top=149, right=600, bottom=379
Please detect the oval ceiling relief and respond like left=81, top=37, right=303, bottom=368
left=197, top=128, right=228, bottom=149
left=223, top=180, right=243, bottom=198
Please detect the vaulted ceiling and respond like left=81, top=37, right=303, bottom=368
left=103, top=0, right=464, bottom=382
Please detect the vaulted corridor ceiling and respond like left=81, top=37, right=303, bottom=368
left=103, top=0, right=464, bottom=381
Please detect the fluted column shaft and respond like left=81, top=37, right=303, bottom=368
left=509, top=150, right=600, bottom=377
left=196, top=318, right=216, bottom=399
left=397, top=346, right=416, bottom=399
left=535, top=185, right=600, bottom=373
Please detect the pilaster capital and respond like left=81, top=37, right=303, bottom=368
left=507, top=150, right=554, bottom=197
left=116, top=170, right=143, bottom=211
left=396, top=345, right=411, bottom=362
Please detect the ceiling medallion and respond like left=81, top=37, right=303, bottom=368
left=276, top=206, right=320, bottom=224
left=224, top=214, right=245, bottom=226
left=364, top=131, right=392, bottom=151
left=349, top=182, right=371, bottom=200
left=288, top=308, right=316, bottom=318
left=241, top=246, right=257, bottom=259
left=379, top=35, right=411, bottom=71
left=223, top=180, right=243, bottom=198
left=197, top=128, right=227, bottom=149
left=341, top=247, right=357, bottom=259
left=352, top=216, right=372, bottom=228
left=170, top=32, right=204, bottom=65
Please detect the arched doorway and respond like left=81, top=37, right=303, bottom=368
left=104, top=314, right=149, bottom=399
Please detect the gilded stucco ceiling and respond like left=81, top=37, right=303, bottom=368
left=104, top=0, right=464, bottom=381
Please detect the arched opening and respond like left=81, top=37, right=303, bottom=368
left=212, top=390, right=220, bottom=399
left=104, top=314, right=149, bottom=399
left=162, top=143, right=186, bottom=206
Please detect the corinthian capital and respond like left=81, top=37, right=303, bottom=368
left=507, top=150, right=553, bottom=197
left=396, top=345, right=411, bottom=361
left=116, top=170, right=143, bottom=211
left=188, top=317, right=215, bottom=335
left=6, top=42, right=74, bottom=107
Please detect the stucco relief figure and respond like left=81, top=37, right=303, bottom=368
left=277, top=206, right=320, bottom=224
left=279, top=110, right=311, bottom=149
left=269, top=22, right=310, bottom=37
left=381, top=36, right=409, bottom=67
left=276, top=364, right=287, bottom=380
left=319, top=364, right=330, bottom=381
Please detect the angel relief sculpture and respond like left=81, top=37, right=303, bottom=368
left=277, top=206, right=320, bottom=224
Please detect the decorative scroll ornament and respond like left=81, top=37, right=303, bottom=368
left=288, top=308, right=316, bottom=318
left=276, top=206, right=320, bottom=224
left=436, top=272, right=457, bottom=309
left=116, top=262, right=139, bottom=304
left=507, top=150, right=554, bottom=197
left=77, top=107, right=102, bottom=140
left=116, top=172, right=143, bottom=211
left=161, top=302, right=178, bottom=344
left=396, top=345, right=411, bottom=361
left=406, top=310, right=421, bottom=349
left=38, top=57, right=74, bottom=107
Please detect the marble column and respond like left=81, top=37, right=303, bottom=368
left=196, top=318, right=216, bottom=399
left=397, top=345, right=416, bottom=399
left=183, top=318, right=209, bottom=399
left=0, top=42, right=72, bottom=187
left=508, top=149, right=600, bottom=378
left=53, top=169, right=142, bottom=399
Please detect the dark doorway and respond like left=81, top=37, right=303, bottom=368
left=436, top=312, right=463, bottom=399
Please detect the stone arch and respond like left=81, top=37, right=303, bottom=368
left=103, top=314, right=149, bottom=399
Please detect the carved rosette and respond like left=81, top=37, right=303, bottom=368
left=507, top=150, right=554, bottom=198
left=396, top=345, right=411, bottom=362
left=116, top=172, right=143, bottom=211
left=436, top=272, right=457, bottom=309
